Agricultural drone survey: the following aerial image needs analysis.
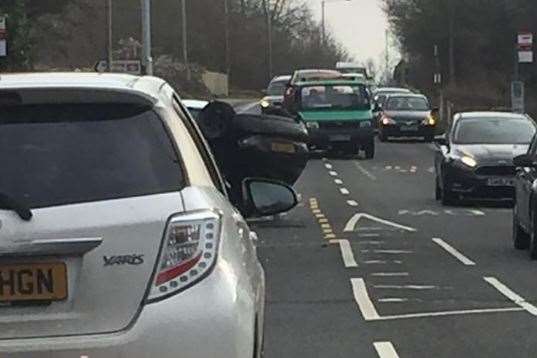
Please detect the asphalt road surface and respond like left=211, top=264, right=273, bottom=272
left=250, top=138, right=537, bottom=358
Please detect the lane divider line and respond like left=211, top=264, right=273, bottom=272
left=484, top=277, right=537, bottom=316
left=351, top=278, right=380, bottom=320
left=432, top=238, right=476, bottom=266
left=347, top=200, right=359, bottom=207
left=330, top=239, right=358, bottom=268
left=340, top=188, right=350, bottom=195
left=373, top=342, right=400, bottom=358
left=378, top=298, right=408, bottom=303
left=354, top=161, right=377, bottom=181
left=329, top=171, right=338, bottom=177
left=325, top=163, right=333, bottom=169
left=371, top=272, right=409, bottom=277
left=334, top=179, right=344, bottom=185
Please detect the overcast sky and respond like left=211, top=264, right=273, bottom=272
left=306, top=0, right=391, bottom=65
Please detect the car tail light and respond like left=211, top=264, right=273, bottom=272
left=147, top=210, right=221, bottom=302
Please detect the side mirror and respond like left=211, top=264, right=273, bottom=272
left=513, top=154, right=536, bottom=168
left=242, top=178, right=298, bottom=217
left=434, top=136, right=448, bottom=146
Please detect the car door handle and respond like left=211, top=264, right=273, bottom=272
left=0, top=237, right=103, bottom=257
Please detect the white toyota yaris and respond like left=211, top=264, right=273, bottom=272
left=0, top=73, right=297, bottom=357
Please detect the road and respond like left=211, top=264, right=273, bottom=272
left=251, top=138, right=537, bottom=357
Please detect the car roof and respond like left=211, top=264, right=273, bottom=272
left=458, top=111, right=528, bottom=119
left=374, top=87, right=411, bottom=93
left=296, top=79, right=366, bottom=87
left=385, top=93, right=427, bottom=99
left=0, top=72, right=164, bottom=95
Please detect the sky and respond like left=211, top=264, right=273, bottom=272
left=307, top=0, right=391, bottom=66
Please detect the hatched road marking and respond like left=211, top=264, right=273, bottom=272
left=330, top=239, right=358, bottom=268
left=433, top=238, right=476, bottom=266
left=374, top=342, right=400, bottom=358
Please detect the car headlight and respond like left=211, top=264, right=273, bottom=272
left=422, top=115, right=436, bottom=126
left=381, top=116, right=396, bottom=125
left=306, top=122, right=319, bottom=129
left=260, top=100, right=270, bottom=108
left=460, top=156, right=477, bottom=168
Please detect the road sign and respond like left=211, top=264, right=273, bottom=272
left=110, top=60, right=142, bottom=75
left=0, top=16, right=6, bottom=57
left=511, top=81, right=525, bottom=114
left=519, top=51, right=534, bottom=63
left=518, top=32, right=533, bottom=49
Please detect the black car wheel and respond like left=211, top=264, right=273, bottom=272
left=364, top=140, right=375, bottom=159
left=513, top=201, right=530, bottom=250
left=440, top=180, right=457, bottom=206
left=530, top=210, right=537, bottom=260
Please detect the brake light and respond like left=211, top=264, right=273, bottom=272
left=147, top=210, right=221, bottom=302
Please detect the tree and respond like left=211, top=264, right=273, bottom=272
left=0, top=0, right=32, bottom=71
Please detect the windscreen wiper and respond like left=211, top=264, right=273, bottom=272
left=0, top=193, right=33, bottom=221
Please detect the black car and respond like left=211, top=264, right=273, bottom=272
left=512, top=135, right=537, bottom=258
left=377, top=94, right=437, bottom=142
left=435, top=112, right=536, bottom=205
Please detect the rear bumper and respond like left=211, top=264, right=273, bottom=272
left=380, top=124, right=435, bottom=138
left=308, top=127, right=374, bottom=148
left=443, top=164, right=515, bottom=200
left=0, top=263, right=262, bottom=358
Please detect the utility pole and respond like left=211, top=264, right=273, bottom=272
left=181, top=0, right=191, bottom=81
left=385, top=29, right=390, bottom=81
left=141, top=0, right=153, bottom=75
left=321, top=0, right=326, bottom=46
left=448, top=1, right=455, bottom=86
left=224, top=0, right=231, bottom=77
left=106, top=0, right=113, bottom=70
left=266, top=0, right=273, bottom=80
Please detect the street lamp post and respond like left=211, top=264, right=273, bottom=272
left=141, top=0, right=153, bottom=75
left=321, top=0, right=351, bottom=46
left=181, top=0, right=191, bottom=81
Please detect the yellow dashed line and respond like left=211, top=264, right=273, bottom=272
left=309, top=197, right=337, bottom=241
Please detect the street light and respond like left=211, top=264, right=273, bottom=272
left=321, top=0, right=352, bottom=46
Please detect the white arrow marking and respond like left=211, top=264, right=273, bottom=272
left=344, top=213, right=417, bottom=232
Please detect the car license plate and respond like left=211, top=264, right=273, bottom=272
left=400, top=125, right=418, bottom=132
left=329, top=135, right=351, bottom=142
left=0, top=262, right=67, bottom=302
left=271, top=142, right=296, bottom=154
left=487, top=178, right=515, bottom=187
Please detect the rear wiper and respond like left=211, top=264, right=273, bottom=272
left=0, top=193, right=33, bottom=221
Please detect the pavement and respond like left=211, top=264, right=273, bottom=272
left=250, top=138, right=537, bottom=357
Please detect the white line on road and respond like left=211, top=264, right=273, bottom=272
left=363, top=260, right=402, bottom=264
left=340, top=188, right=350, bottom=195
left=469, top=209, right=485, bottom=216
left=330, top=240, right=358, bottom=268
left=378, top=298, right=408, bottom=303
left=321, top=223, right=331, bottom=229
left=345, top=213, right=417, bottom=232
left=432, top=238, right=476, bottom=266
left=374, top=285, right=437, bottom=290
left=351, top=278, right=380, bottom=320
left=334, top=179, right=344, bottom=185
left=329, top=171, right=339, bottom=177
left=325, top=163, right=333, bottom=169
left=358, top=233, right=381, bottom=238
left=484, top=277, right=537, bottom=316
left=373, top=250, right=413, bottom=254
left=372, top=272, right=409, bottom=277
left=410, top=166, right=417, bottom=173
left=354, top=161, right=377, bottom=180
left=385, top=165, right=392, bottom=170
left=395, top=166, right=401, bottom=170
left=375, top=307, right=523, bottom=321
left=347, top=200, right=359, bottom=207
left=359, top=241, right=385, bottom=245
left=374, top=342, right=400, bottom=358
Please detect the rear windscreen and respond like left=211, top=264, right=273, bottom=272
left=0, top=104, right=184, bottom=208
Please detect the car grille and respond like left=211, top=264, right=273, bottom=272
left=475, top=166, right=516, bottom=176
left=319, top=121, right=356, bottom=129
left=394, top=118, right=421, bottom=125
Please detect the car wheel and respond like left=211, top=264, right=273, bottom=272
left=530, top=210, right=537, bottom=260
left=513, top=201, right=530, bottom=250
left=441, top=181, right=457, bottom=206
left=364, top=140, right=375, bottom=159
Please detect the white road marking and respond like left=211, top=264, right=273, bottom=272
left=321, top=223, right=331, bottom=229
left=347, top=200, right=359, bottom=207
left=340, top=188, right=350, bottom=195
left=358, top=233, right=381, bottom=238
left=329, top=171, right=339, bottom=176
left=315, top=213, right=325, bottom=218
left=410, top=166, right=417, bottom=172
left=318, top=218, right=329, bottom=223
left=485, top=277, right=537, bottom=316
left=354, top=161, right=377, bottom=180
left=374, top=285, right=437, bottom=290
left=373, top=250, right=413, bottom=254
left=433, top=238, right=476, bottom=266
left=357, top=226, right=385, bottom=231
left=427, top=166, right=435, bottom=173
left=351, top=278, right=380, bottom=320
left=325, top=163, right=333, bottom=169
left=334, top=179, right=344, bottom=185
left=345, top=213, right=417, bottom=232
left=363, top=260, right=402, bottom=264
left=378, top=298, right=408, bottom=303
left=375, top=307, right=523, bottom=321
left=325, top=233, right=336, bottom=239
left=372, top=272, right=409, bottom=277
left=330, top=240, right=358, bottom=268
left=400, top=169, right=408, bottom=173
left=323, top=229, right=333, bottom=234
left=359, top=241, right=385, bottom=245
left=468, top=209, right=485, bottom=216
left=374, top=342, right=400, bottom=358
left=395, top=166, right=401, bottom=170
left=385, top=165, right=392, bottom=170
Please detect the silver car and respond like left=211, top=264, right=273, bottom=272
left=0, top=73, right=297, bottom=357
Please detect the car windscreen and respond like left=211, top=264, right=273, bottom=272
left=267, top=81, right=288, bottom=96
left=300, top=85, right=370, bottom=110
left=453, top=117, right=536, bottom=144
left=0, top=104, right=184, bottom=209
left=385, top=97, right=429, bottom=111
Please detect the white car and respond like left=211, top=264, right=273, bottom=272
left=0, top=73, right=297, bottom=357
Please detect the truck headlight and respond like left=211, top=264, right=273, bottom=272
left=460, top=156, right=477, bottom=168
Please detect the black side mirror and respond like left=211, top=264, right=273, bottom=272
left=242, top=178, right=298, bottom=217
left=514, top=154, right=536, bottom=168
left=434, top=136, right=448, bottom=146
